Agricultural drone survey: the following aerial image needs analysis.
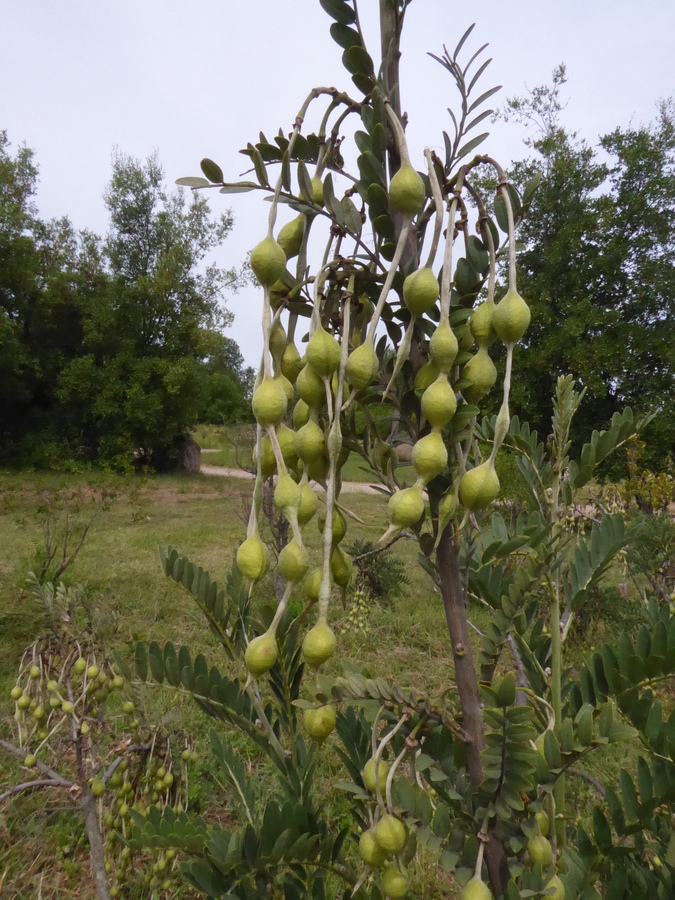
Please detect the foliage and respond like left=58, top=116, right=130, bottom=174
left=0, top=138, right=249, bottom=470
left=489, top=68, right=675, bottom=470
left=346, top=539, right=409, bottom=604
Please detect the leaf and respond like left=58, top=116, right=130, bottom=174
left=134, top=642, right=148, bottom=681
left=330, top=23, right=362, bottom=49
left=251, top=146, right=270, bottom=188
left=175, top=176, right=210, bottom=188
left=342, top=46, right=375, bottom=78
left=453, top=23, right=476, bottom=60
left=467, top=84, right=502, bottom=114
left=457, top=132, right=489, bottom=161
left=200, top=158, right=224, bottom=183
left=319, top=0, right=356, bottom=25
left=523, top=171, right=542, bottom=204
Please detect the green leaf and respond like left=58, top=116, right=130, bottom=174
left=134, top=642, right=148, bottom=681
left=250, top=146, right=270, bottom=188
left=456, top=132, right=489, bottom=160
left=175, top=176, right=210, bottom=188
left=523, top=171, right=542, bottom=204
left=330, top=23, right=361, bottom=49
left=200, top=158, right=224, bottom=183
left=319, top=0, right=356, bottom=24
left=342, top=46, right=375, bottom=79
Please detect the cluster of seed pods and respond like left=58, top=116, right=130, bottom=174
left=235, top=93, right=531, bottom=749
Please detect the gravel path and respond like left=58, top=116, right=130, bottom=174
left=200, top=464, right=383, bottom=495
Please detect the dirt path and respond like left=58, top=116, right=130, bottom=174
left=200, top=464, right=383, bottom=495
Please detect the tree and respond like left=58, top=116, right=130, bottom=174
left=491, top=71, right=675, bottom=469
left=0, top=141, right=250, bottom=468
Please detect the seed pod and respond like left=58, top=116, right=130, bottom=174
left=303, top=705, right=336, bottom=744
left=302, top=621, right=337, bottom=668
left=330, top=546, right=352, bottom=587
left=281, top=342, right=304, bottom=384
left=260, top=434, right=277, bottom=478
left=492, top=288, right=530, bottom=345
left=421, top=375, right=457, bottom=428
left=236, top=534, right=267, bottom=581
left=251, top=237, right=286, bottom=287
left=277, top=424, right=298, bottom=468
left=277, top=215, right=305, bottom=260
left=274, top=474, right=300, bottom=510
left=278, top=540, right=309, bottom=583
left=429, top=320, right=458, bottom=372
left=463, top=346, right=497, bottom=403
left=346, top=341, right=380, bottom=390
left=414, top=360, right=439, bottom=392
left=375, top=814, right=406, bottom=854
left=292, top=398, right=311, bottom=429
left=245, top=632, right=277, bottom=677
left=459, top=461, right=500, bottom=510
left=306, top=326, right=341, bottom=377
left=295, top=420, right=325, bottom=463
left=252, top=377, right=287, bottom=426
left=388, top=485, right=424, bottom=528
left=403, top=266, right=439, bottom=316
left=296, top=364, right=326, bottom=408
left=412, top=431, right=448, bottom=482
left=297, top=484, right=319, bottom=525
left=389, top=165, right=425, bottom=215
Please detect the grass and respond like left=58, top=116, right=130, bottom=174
left=0, top=467, right=659, bottom=897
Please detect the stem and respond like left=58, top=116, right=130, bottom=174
left=436, top=526, right=509, bottom=894
left=439, top=196, right=459, bottom=322
left=423, top=149, right=444, bottom=269
left=498, top=182, right=517, bottom=292
left=366, top=220, right=411, bottom=345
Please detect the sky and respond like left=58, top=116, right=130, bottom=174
left=2, top=1, right=674, bottom=368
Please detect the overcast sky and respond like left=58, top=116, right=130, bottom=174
left=3, top=1, right=674, bottom=368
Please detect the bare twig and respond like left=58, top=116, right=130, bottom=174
left=0, top=778, right=64, bottom=803
left=0, top=738, right=74, bottom=790
left=567, top=768, right=607, bottom=799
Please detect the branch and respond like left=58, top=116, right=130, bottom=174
left=0, top=778, right=64, bottom=803
left=567, top=768, right=607, bottom=799
left=0, top=738, right=74, bottom=790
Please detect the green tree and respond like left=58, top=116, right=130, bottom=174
left=494, top=70, right=675, bottom=468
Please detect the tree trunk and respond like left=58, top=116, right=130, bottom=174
left=437, top=525, right=509, bottom=895
left=76, top=736, right=111, bottom=900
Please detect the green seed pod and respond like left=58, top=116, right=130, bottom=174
left=461, top=877, right=493, bottom=900
left=306, top=327, right=341, bottom=377
left=302, top=621, right=337, bottom=668
left=236, top=534, right=268, bottom=581
left=278, top=540, right=309, bottom=583
left=412, top=431, right=448, bottom=482
left=363, top=757, right=389, bottom=794
left=251, top=237, right=286, bottom=287
left=421, top=375, right=457, bottom=428
left=260, top=434, right=277, bottom=478
left=346, top=341, right=379, bottom=390
left=459, top=461, right=500, bottom=510
left=470, top=300, right=497, bottom=347
left=388, top=485, right=424, bottom=528
left=330, top=546, right=352, bottom=587
left=403, top=266, right=439, bottom=317
left=375, top=814, right=406, bottom=854
left=277, top=424, right=298, bottom=468
left=274, top=474, right=300, bottom=510
left=527, top=834, right=553, bottom=868
left=269, top=321, right=287, bottom=361
left=292, top=398, right=311, bottom=429
left=303, top=705, right=336, bottom=744
left=295, top=419, right=326, bottom=463
left=281, top=342, right=304, bottom=384
left=303, top=568, right=322, bottom=602
left=274, top=372, right=294, bottom=404
left=414, top=360, right=439, bottom=392
left=463, top=346, right=497, bottom=403
left=245, top=632, right=277, bottom=677
left=252, top=377, right=287, bottom=426
left=296, top=364, right=326, bottom=408
left=429, top=320, right=458, bottom=372
left=297, top=483, right=319, bottom=525
left=381, top=866, right=410, bottom=899
left=318, top=508, right=347, bottom=545
left=492, top=288, right=530, bottom=345
left=277, top=214, right=305, bottom=260
left=359, top=828, right=388, bottom=868
left=389, top=165, right=425, bottom=216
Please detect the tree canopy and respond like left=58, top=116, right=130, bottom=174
left=490, top=68, right=675, bottom=469
left=0, top=137, right=250, bottom=469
